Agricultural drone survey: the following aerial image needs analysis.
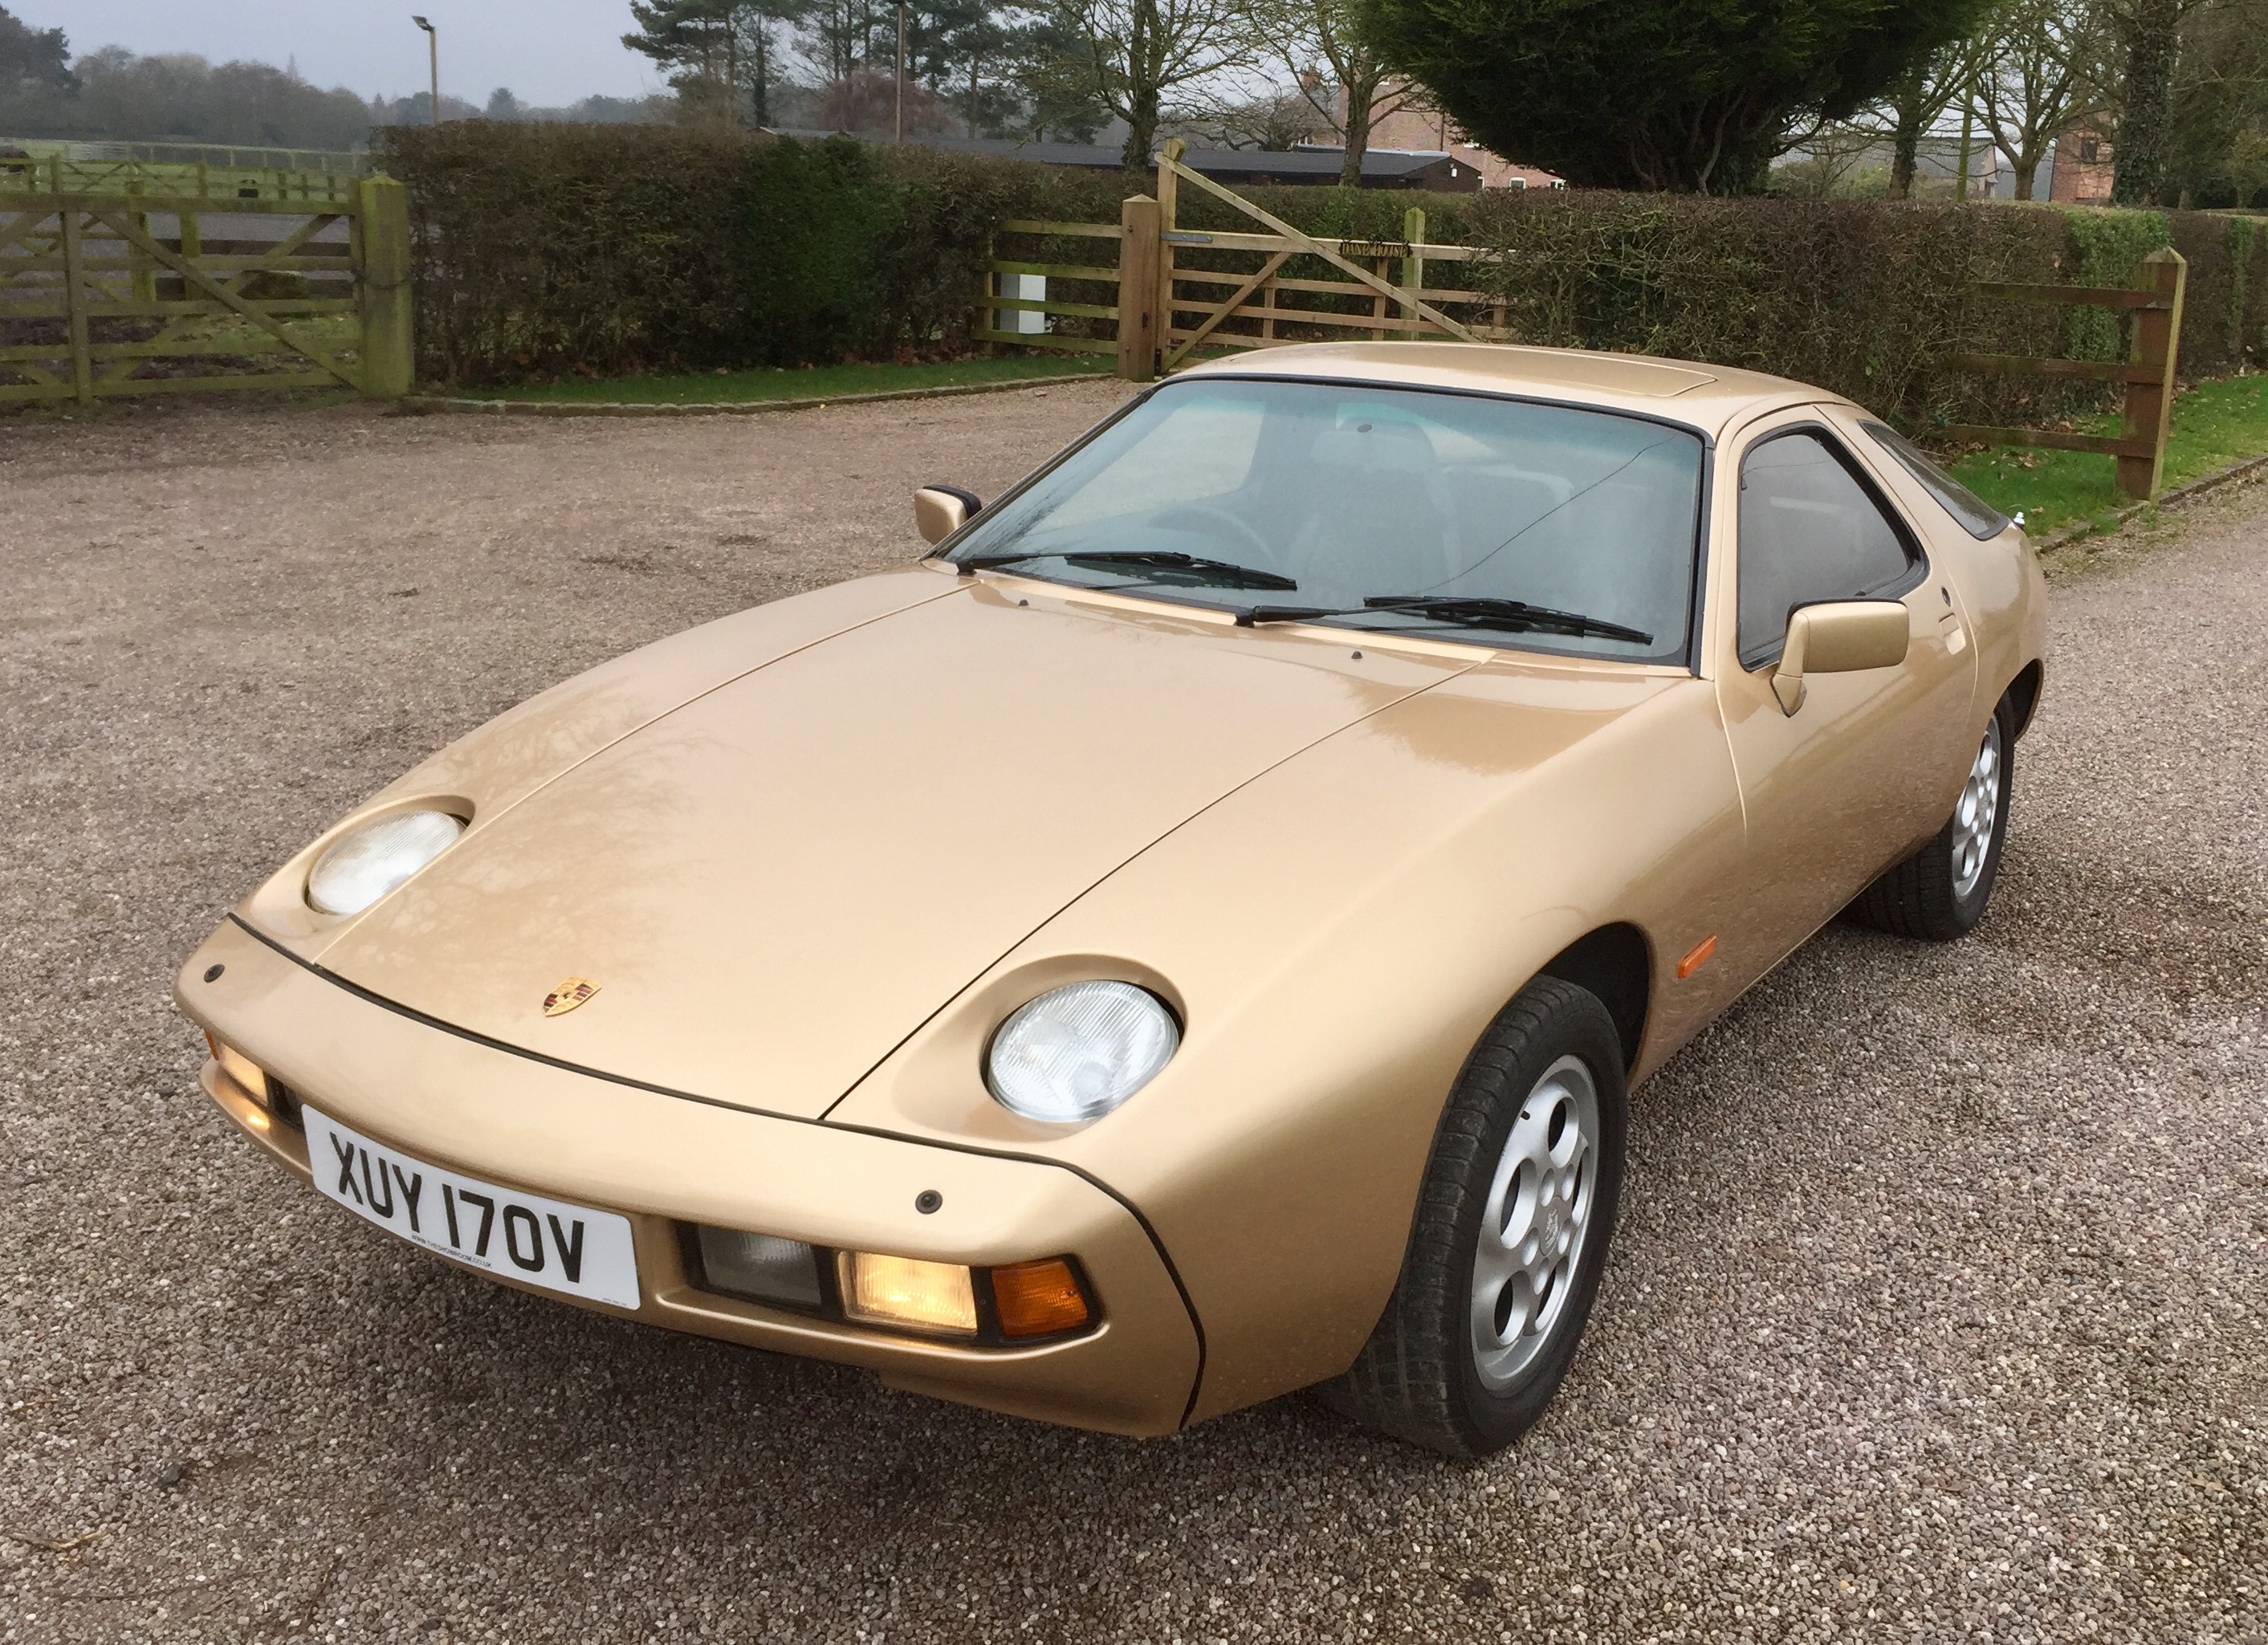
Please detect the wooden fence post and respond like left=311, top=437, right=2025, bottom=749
left=1118, top=194, right=1162, bottom=382
left=356, top=173, right=413, bottom=399
left=977, top=230, right=995, bottom=343
left=2118, top=246, right=2186, bottom=501
left=128, top=194, right=155, bottom=307
left=1156, top=139, right=1182, bottom=366
left=59, top=207, right=92, bottom=406
left=1400, top=206, right=1426, bottom=331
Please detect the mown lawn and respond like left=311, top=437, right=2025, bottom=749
left=482, top=352, right=1112, bottom=405
left=1949, top=372, right=2268, bottom=539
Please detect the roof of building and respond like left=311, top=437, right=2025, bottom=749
left=767, top=128, right=1477, bottom=184
left=1187, top=145, right=1460, bottom=178
left=769, top=131, right=1129, bottom=169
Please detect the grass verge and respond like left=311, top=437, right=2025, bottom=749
left=478, top=352, right=1112, bottom=405
left=1949, top=373, right=2268, bottom=539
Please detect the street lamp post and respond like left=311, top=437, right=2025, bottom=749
left=411, top=15, right=438, bottom=126
left=894, top=2, right=906, bottom=145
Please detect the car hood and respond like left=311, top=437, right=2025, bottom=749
left=311, top=576, right=1474, bottom=1117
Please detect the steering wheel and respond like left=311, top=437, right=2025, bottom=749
left=1150, top=502, right=1274, bottom=564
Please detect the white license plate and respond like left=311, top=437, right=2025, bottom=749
left=303, top=1106, right=641, bottom=1310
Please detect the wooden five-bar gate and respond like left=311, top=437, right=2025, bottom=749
left=977, top=139, right=1510, bottom=382
left=0, top=162, right=411, bottom=406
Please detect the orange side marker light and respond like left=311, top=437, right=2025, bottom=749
left=1676, top=934, right=1718, bottom=980
left=991, top=1258, right=1092, bottom=1338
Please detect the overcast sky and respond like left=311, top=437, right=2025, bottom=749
left=11, top=1, right=662, bottom=108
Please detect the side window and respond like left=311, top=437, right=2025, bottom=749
left=1737, top=431, right=1918, bottom=667
left=1858, top=419, right=2009, bottom=540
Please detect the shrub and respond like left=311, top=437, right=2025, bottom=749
left=732, top=136, right=900, bottom=364
left=376, top=120, right=748, bottom=382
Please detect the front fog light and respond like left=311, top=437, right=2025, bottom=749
left=694, top=1227, right=823, bottom=1309
left=205, top=1032, right=268, bottom=1105
left=841, top=1252, right=978, bottom=1335
left=307, top=808, right=465, bottom=916
left=984, top=980, right=1179, bottom=1124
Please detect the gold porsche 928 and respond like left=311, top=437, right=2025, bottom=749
left=179, top=342, right=2045, bottom=1456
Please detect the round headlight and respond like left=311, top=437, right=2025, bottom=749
left=306, top=809, right=465, bottom=915
left=985, top=980, right=1179, bottom=1124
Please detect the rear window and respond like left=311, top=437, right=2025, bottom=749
left=1859, top=421, right=2010, bottom=540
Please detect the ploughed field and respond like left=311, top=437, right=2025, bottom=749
left=2, top=389, right=2262, bottom=1644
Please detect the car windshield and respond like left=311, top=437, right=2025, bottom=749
left=946, top=377, right=1706, bottom=663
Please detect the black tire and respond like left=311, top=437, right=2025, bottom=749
left=1851, top=690, right=2017, bottom=942
left=1322, top=977, right=1627, bottom=1459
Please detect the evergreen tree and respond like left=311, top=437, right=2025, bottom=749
left=1354, top=0, right=1993, bottom=192
left=2107, top=0, right=2182, bottom=200
left=0, top=4, right=73, bottom=93
left=625, top=0, right=808, bottom=126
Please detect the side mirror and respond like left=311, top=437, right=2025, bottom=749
left=914, top=483, right=983, bottom=547
left=1772, top=600, right=1909, bottom=716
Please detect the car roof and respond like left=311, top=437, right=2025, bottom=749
left=1171, top=341, right=1826, bottom=438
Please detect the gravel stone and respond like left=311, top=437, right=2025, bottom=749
left=2, top=394, right=2262, bottom=1643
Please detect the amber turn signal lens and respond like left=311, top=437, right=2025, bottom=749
left=990, top=1258, right=1091, bottom=1338
left=841, top=1252, right=979, bottom=1335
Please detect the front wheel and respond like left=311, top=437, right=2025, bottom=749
left=1323, top=978, right=1627, bottom=1458
left=1852, top=690, right=2017, bottom=942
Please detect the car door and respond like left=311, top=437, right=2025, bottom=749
left=1710, top=409, right=1979, bottom=983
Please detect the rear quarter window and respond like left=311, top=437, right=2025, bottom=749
left=1859, top=421, right=2011, bottom=540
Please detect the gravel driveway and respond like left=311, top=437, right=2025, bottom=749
left=2, top=389, right=2262, bottom=1644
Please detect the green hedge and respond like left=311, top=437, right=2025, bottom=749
left=373, top=121, right=2268, bottom=432
left=1450, top=193, right=2267, bottom=430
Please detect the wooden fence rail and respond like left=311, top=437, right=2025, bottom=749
left=0, top=173, right=409, bottom=405
left=0, top=150, right=361, bottom=205
left=1945, top=247, right=2187, bottom=500
left=975, top=218, right=1122, bottom=356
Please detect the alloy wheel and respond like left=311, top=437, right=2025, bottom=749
left=1952, top=719, right=2004, bottom=898
left=1471, top=1054, right=1600, bottom=1390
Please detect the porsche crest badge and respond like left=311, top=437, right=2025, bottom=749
left=543, top=977, right=600, bottom=1017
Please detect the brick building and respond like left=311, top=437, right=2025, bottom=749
left=2050, top=131, right=2115, bottom=204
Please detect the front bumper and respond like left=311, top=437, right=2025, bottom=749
left=174, top=918, right=1202, bottom=1436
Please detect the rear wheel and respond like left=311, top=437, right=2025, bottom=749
left=1323, top=978, right=1627, bottom=1458
left=1853, top=691, right=2016, bottom=942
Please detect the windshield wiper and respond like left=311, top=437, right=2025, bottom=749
left=957, top=549, right=1298, bottom=591
left=1366, top=596, right=1654, bottom=644
left=1237, top=595, right=1652, bottom=646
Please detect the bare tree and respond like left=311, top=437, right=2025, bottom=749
left=814, top=63, right=955, bottom=131
left=1879, top=38, right=1976, bottom=196
left=1053, top=0, right=1256, bottom=169
left=1191, top=85, right=1329, bottom=149
left=1771, top=116, right=1896, bottom=194
left=1966, top=0, right=2114, bottom=198
left=1248, top=0, right=1419, bottom=185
